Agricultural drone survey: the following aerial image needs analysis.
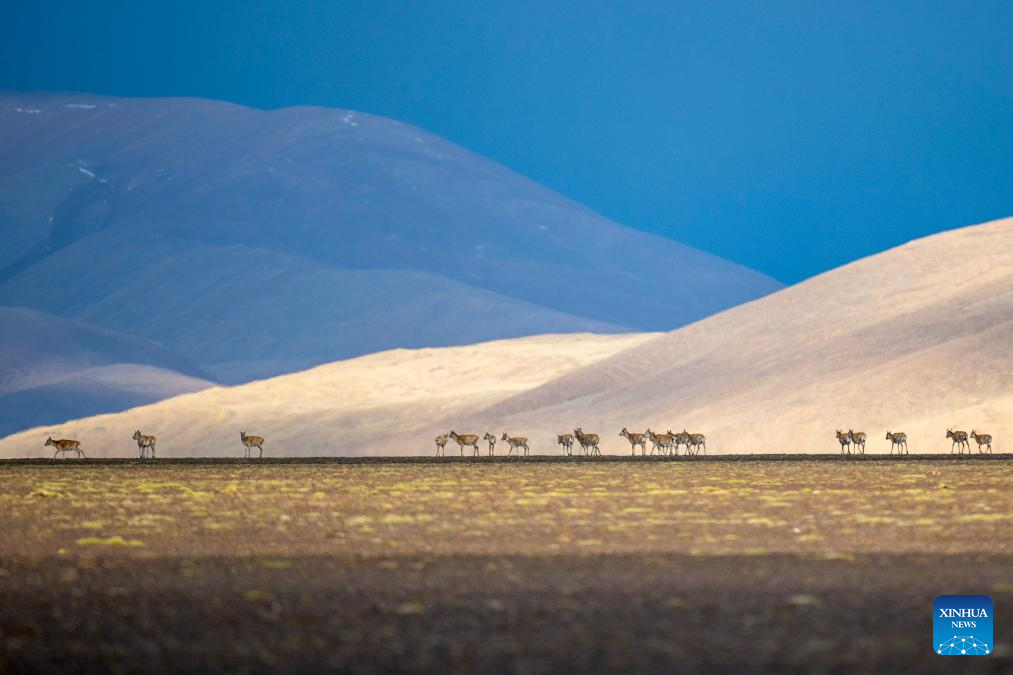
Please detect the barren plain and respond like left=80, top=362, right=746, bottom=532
left=1, top=458, right=1010, bottom=673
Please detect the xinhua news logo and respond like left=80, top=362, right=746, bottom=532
left=934, top=595, right=992, bottom=655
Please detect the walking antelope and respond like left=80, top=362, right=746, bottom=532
left=435, top=434, right=448, bottom=456
left=501, top=433, right=530, bottom=457
left=885, top=431, right=908, bottom=454
left=684, top=430, right=706, bottom=455
left=970, top=431, right=993, bottom=454
left=620, top=428, right=648, bottom=455
left=240, top=431, right=265, bottom=459
left=644, top=429, right=676, bottom=455
left=836, top=430, right=852, bottom=455
left=132, top=430, right=156, bottom=459
left=448, top=431, right=479, bottom=456
left=849, top=430, right=866, bottom=455
left=573, top=428, right=600, bottom=456
left=644, top=429, right=659, bottom=454
left=946, top=429, right=969, bottom=454
left=45, top=437, right=84, bottom=459
left=557, top=433, right=575, bottom=456
left=482, top=432, right=497, bottom=456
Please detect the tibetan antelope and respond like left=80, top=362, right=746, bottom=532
left=849, top=430, right=866, bottom=455
left=659, top=430, right=679, bottom=456
left=946, top=429, right=969, bottom=454
left=240, top=431, right=265, bottom=459
left=672, top=430, right=691, bottom=454
left=448, top=431, right=479, bottom=456
left=644, top=429, right=676, bottom=455
left=573, top=428, right=600, bottom=456
left=664, top=427, right=680, bottom=454
left=685, top=430, right=706, bottom=455
left=836, top=430, right=852, bottom=455
left=483, top=432, right=497, bottom=456
left=557, top=433, right=575, bottom=456
left=885, top=431, right=908, bottom=454
left=970, top=431, right=993, bottom=454
left=620, top=428, right=648, bottom=455
left=501, top=433, right=530, bottom=457
left=46, top=437, right=84, bottom=459
left=435, top=434, right=448, bottom=456
left=132, top=430, right=156, bottom=459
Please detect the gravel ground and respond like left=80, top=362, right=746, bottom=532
left=0, top=459, right=1009, bottom=673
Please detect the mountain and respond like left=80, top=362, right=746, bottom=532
left=0, top=307, right=213, bottom=436
left=0, top=333, right=655, bottom=457
left=0, top=91, right=780, bottom=386
left=436, top=216, right=1013, bottom=454
left=4, top=217, right=1007, bottom=458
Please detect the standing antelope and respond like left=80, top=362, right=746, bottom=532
left=448, top=431, right=479, bottom=456
left=46, top=437, right=84, bottom=459
left=970, top=431, right=993, bottom=454
left=132, top=430, right=156, bottom=459
left=946, top=429, right=969, bottom=454
left=482, top=432, right=497, bottom=456
left=684, top=430, right=706, bottom=455
left=672, top=430, right=691, bottom=454
left=240, top=431, right=265, bottom=459
left=573, top=428, right=600, bottom=456
left=885, top=431, right=908, bottom=454
left=836, top=430, right=852, bottom=455
left=501, top=433, right=530, bottom=457
left=849, top=430, right=866, bottom=455
left=435, top=434, right=448, bottom=456
left=557, top=433, right=575, bottom=456
left=620, top=428, right=648, bottom=455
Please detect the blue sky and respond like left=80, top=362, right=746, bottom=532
left=2, top=1, right=1011, bottom=282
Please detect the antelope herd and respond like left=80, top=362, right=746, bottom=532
left=835, top=428, right=995, bottom=455
left=41, top=430, right=268, bottom=460
left=834, top=429, right=871, bottom=455
left=35, top=425, right=1001, bottom=460
left=428, top=426, right=999, bottom=457
left=434, top=427, right=708, bottom=457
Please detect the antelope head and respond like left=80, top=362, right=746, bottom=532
left=45, top=436, right=54, bottom=446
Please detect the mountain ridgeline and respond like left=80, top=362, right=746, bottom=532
left=0, top=92, right=780, bottom=387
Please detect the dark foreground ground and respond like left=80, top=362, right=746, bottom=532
left=0, top=460, right=1009, bottom=673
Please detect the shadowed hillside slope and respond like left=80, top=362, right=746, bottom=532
left=0, top=92, right=779, bottom=385
left=0, top=307, right=213, bottom=436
